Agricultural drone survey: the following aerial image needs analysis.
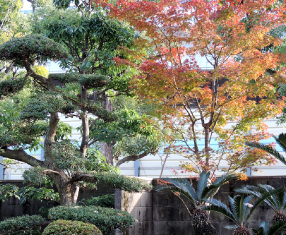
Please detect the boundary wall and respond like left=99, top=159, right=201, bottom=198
left=1, top=177, right=286, bottom=235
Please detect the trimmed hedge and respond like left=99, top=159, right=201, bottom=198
left=0, top=215, right=45, bottom=235
left=42, top=220, right=102, bottom=235
left=48, top=206, right=134, bottom=234
left=82, top=172, right=152, bottom=192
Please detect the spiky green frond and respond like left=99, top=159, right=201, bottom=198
left=266, top=221, right=286, bottom=235
left=212, top=173, right=237, bottom=186
left=258, top=184, right=275, bottom=192
left=275, top=133, right=286, bottom=153
left=256, top=185, right=285, bottom=211
left=246, top=188, right=284, bottom=222
left=230, top=195, right=252, bottom=224
left=155, top=185, right=197, bottom=206
left=202, top=198, right=236, bottom=222
left=251, top=221, right=267, bottom=235
left=196, top=171, right=209, bottom=201
left=229, top=196, right=238, bottom=221
left=242, top=196, right=252, bottom=223
left=245, top=142, right=286, bottom=165
left=282, top=194, right=286, bottom=210
left=235, top=187, right=262, bottom=198
left=235, top=185, right=277, bottom=211
left=202, top=173, right=237, bottom=200
left=160, top=178, right=197, bottom=204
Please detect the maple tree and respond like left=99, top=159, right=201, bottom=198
left=104, top=0, right=286, bottom=176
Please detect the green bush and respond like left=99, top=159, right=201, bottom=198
left=0, top=215, right=45, bottom=235
left=78, top=194, right=115, bottom=208
left=48, top=206, right=134, bottom=234
left=42, top=220, right=102, bottom=235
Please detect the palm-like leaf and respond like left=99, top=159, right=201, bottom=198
left=252, top=221, right=286, bottom=235
left=236, top=184, right=286, bottom=212
left=246, top=138, right=286, bottom=165
left=201, top=173, right=237, bottom=200
left=229, top=195, right=252, bottom=224
left=197, top=171, right=209, bottom=201
left=245, top=187, right=284, bottom=222
left=202, top=198, right=236, bottom=222
left=242, top=196, right=252, bottom=223
left=204, top=188, right=284, bottom=228
left=274, top=133, right=286, bottom=153
left=266, top=221, right=286, bottom=235
left=157, top=171, right=236, bottom=209
left=156, top=178, right=197, bottom=206
left=156, top=185, right=197, bottom=206
left=251, top=221, right=267, bottom=235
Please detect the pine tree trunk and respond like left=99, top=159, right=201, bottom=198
left=101, top=93, right=114, bottom=165
left=101, top=142, right=114, bottom=165
left=53, top=174, right=79, bottom=206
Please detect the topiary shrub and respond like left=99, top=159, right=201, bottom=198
left=0, top=214, right=45, bottom=235
left=48, top=206, right=134, bottom=234
left=0, top=34, right=68, bottom=66
left=42, top=220, right=102, bottom=235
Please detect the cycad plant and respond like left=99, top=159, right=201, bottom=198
left=246, top=133, right=286, bottom=165
left=157, top=171, right=237, bottom=235
left=202, top=188, right=283, bottom=235
left=251, top=221, right=286, bottom=235
left=235, top=184, right=286, bottom=224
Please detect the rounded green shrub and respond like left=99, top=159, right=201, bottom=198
left=42, top=220, right=102, bottom=235
left=0, top=214, right=45, bottom=235
left=48, top=206, right=134, bottom=234
left=0, top=34, right=68, bottom=66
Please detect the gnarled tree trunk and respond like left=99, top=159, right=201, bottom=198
left=101, top=93, right=114, bottom=165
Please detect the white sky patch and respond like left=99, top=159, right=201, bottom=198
left=22, top=0, right=32, bottom=11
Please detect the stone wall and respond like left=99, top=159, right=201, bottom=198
left=2, top=177, right=286, bottom=235
left=117, top=176, right=286, bottom=235
left=115, top=189, right=153, bottom=235
left=0, top=180, right=114, bottom=221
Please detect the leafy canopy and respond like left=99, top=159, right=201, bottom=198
left=104, top=0, right=286, bottom=174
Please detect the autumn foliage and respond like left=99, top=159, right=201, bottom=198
left=100, top=0, right=286, bottom=175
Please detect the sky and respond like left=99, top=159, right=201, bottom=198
left=22, top=0, right=32, bottom=11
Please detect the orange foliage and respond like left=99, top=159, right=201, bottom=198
left=98, top=0, right=286, bottom=175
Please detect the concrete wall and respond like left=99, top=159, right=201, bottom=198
left=2, top=177, right=286, bottom=235
left=0, top=181, right=114, bottom=221
left=116, top=176, right=286, bottom=235
left=115, top=188, right=153, bottom=235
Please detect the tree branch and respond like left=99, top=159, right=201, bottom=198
left=116, top=151, right=153, bottom=167
left=0, top=149, right=45, bottom=168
